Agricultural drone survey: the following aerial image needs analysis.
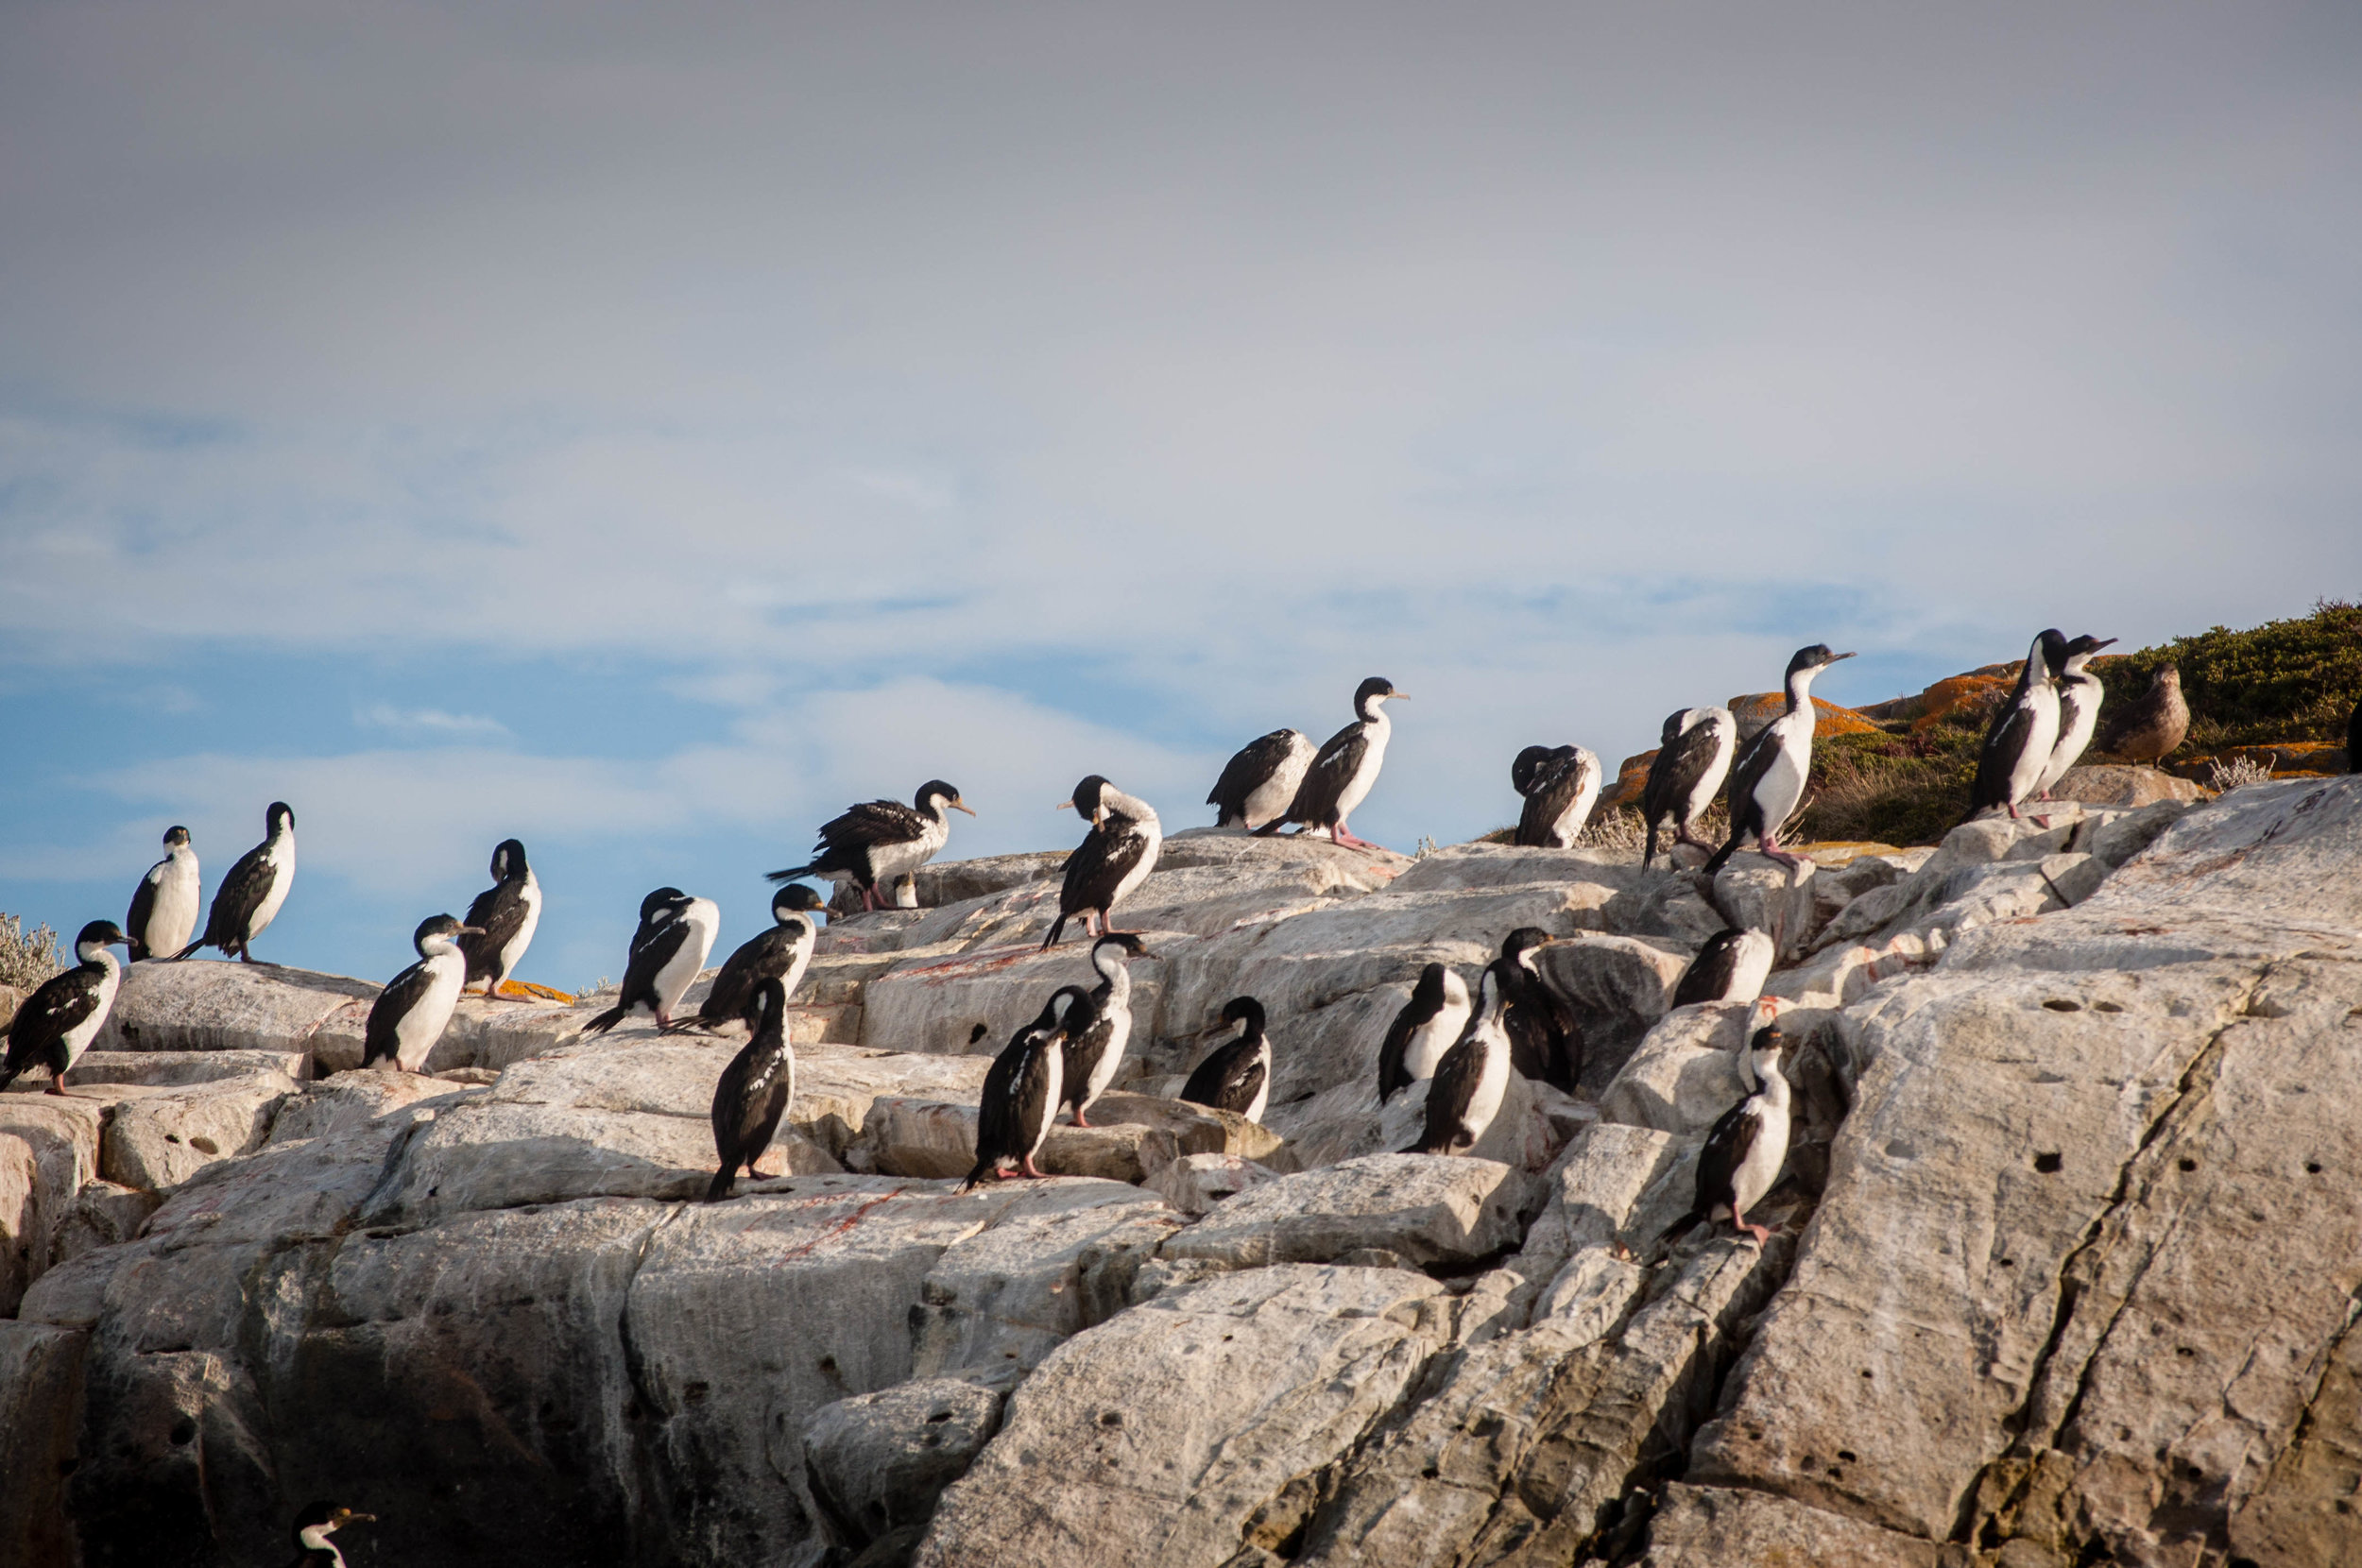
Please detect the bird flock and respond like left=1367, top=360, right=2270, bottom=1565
left=9, top=637, right=2344, bottom=1264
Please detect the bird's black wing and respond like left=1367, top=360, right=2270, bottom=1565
left=1516, top=750, right=1596, bottom=847
left=1691, top=1098, right=1761, bottom=1218
left=1971, top=700, right=2039, bottom=811
left=972, top=1044, right=1027, bottom=1168
left=1669, top=931, right=1742, bottom=1009
left=3, top=971, right=99, bottom=1076
left=1285, top=724, right=1370, bottom=826
left=192, top=843, right=275, bottom=951
left=1647, top=716, right=1728, bottom=825
left=1058, top=818, right=1151, bottom=917
left=694, top=929, right=794, bottom=1025
left=361, top=959, right=436, bottom=1066
left=459, top=880, right=531, bottom=985
left=1209, top=730, right=1303, bottom=817
left=818, top=801, right=927, bottom=856
left=1412, top=1036, right=1483, bottom=1153
left=1179, top=1036, right=1260, bottom=1114
left=1721, top=724, right=1783, bottom=827
left=126, top=860, right=165, bottom=960
left=1374, top=995, right=1427, bottom=1103
left=620, top=919, right=694, bottom=1009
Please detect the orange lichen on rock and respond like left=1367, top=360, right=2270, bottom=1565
left=1605, top=750, right=1656, bottom=809
left=1909, top=673, right=2013, bottom=734
left=495, top=979, right=573, bottom=1003
left=1728, top=694, right=1883, bottom=737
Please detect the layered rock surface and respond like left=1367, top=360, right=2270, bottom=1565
left=4, top=780, right=2358, bottom=1567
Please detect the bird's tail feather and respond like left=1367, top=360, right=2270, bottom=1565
left=705, top=1167, right=735, bottom=1203
left=955, top=1158, right=997, bottom=1193
left=1039, top=914, right=1069, bottom=951
left=0, top=1064, right=19, bottom=1095
left=1250, top=818, right=1285, bottom=838
left=764, top=863, right=817, bottom=884
left=1702, top=834, right=1739, bottom=875
left=168, top=939, right=205, bottom=961
left=581, top=1004, right=627, bottom=1036
left=1642, top=819, right=1662, bottom=869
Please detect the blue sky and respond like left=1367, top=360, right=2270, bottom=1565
left=4, top=3, right=2359, bottom=987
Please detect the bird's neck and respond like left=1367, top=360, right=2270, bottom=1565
left=1359, top=697, right=1391, bottom=727
left=1753, top=1059, right=1791, bottom=1110
left=1095, top=954, right=1132, bottom=1002
left=1784, top=667, right=1818, bottom=714
left=77, top=944, right=119, bottom=976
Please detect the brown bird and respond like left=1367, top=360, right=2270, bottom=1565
left=2097, top=664, right=2189, bottom=765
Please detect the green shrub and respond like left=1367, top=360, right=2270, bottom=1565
left=2097, top=599, right=2362, bottom=750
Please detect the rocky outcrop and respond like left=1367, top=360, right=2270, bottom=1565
left=7, top=776, right=2360, bottom=1568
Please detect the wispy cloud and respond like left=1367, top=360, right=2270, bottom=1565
left=356, top=704, right=512, bottom=739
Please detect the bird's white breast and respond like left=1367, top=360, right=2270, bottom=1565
left=1458, top=1021, right=1511, bottom=1143
left=871, top=813, right=951, bottom=884
left=1081, top=993, right=1132, bottom=1107
left=1027, top=1042, right=1065, bottom=1154
left=1725, top=930, right=1775, bottom=1005
left=396, top=949, right=469, bottom=1071
left=502, top=872, right=544, bottom=974
left=1400, top=990, right=1472, bottom=1084
left=1680, top=712, right=1738, bottom=822
left=1754, top=715, right=1814, bottom=831
left=1729, top=1096, right=1791, bottom=1217
left=2004, top=687, right=2063, bottom=805
left=59, top=955, right=122, bottom=1068
left=1545, top=752, right=1602, bottom=847
left=1108, top=818, right=1163, bottom=911
left=655, top=900, right=722, bottom=1014
left=1242, top=1039, right=1272, bottom=1124
left=2037, top=678, right=2101, bottom=794
left=1241, top=734, right=1317, bottom=828
left=148, top=849, right=202, bottom=957
left=1332, top=715, right=1390, bottom=820
left=250, top=835, right=297, bottom=934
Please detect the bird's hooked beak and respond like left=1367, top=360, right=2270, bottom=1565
left=1390, top=690, right=1412, bottom=700
left=1828, top=652, right=1857, bottom=664
left=459, top=926, right=486, bottom=937
left=2092, top=638, right=2119, bottom=652
left=950, top=799, right=976, bottom=816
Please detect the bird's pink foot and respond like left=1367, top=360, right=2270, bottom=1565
left=1072, top=1110, right=1093, bottom=1128
left=1020, top=1155, right=1048, bottom=1179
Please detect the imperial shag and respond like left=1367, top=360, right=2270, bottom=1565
left=0, top=921, right=131, bottom=1096
left=1061, top=932, right=1150, bottom=1126
left=671, top=883, right=826, bottom=1035
left=1641, top=707, right=1737, bottom=868
left=1042, top=775, right=1162, bottom=949
left=707, top=979, right=796, bottom=1202
left=581, top=888, right=719, bottom=1033
left=2031, top=635, right=2116, bottom=799
left=458, top=838, right=541, bottom=999
left=1662, top=1023, right=1793, bottom=1245
left=1497, top=926, right=1581, bottom=1091
left=963, top=985, right=1087, bottom=1186
left=769, top=780, right=974, bottom=911
left=1255, top=676, right=1408, bottom=850
left=361, top=913, right=482, bottom=1073
left=1703, top=648, right=1855, bottom=874
left=1669, top=927, right=1776, bottom=1009
left=1510, top=745, right=1603, bottom=848
left=125, top=826, right=200, bottom=962
left=1208, top=728, right=1316, bottom=829
left=1180, top=996, right=1273, bottom=1123
left=174, top=801, right=296, bottom=962
left=1966, top=629, right=2068, bottom=822
left=1375, top=962, right=1471, bottom=1104
left=1407, top=960, right=1512, bottom=1156
left=287, top=1502, right=375, bottom=1568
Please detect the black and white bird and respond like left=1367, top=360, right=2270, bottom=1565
left=1641, top=707, right=1737, bottom=868
left=1208, top=728, right=1317, bottom=829
left=173, top=801, right=296, bottom=962
left=1042, top=775, right=1163, bottom=949
left=962, top=985, right=1087, bottom=1187
left=768, top=780, right=974, bottom=912
left=125, top=826, right=200, bottom=962
left=2031, top=634, right=2117, bottom=800
left=1967, top=629, right=2069, bottom=823
left=1374, top=962, right=1471, bottom=1104
left=1663, top=1022, right=1793, bottom=1245
left=670, top=883, right=826, bottom=1035
left=457, top=838, right=541, bottom=1000
left=581, top=888, right=721, bottom=1034
left=287, top=1502, right=375, bottom=1568
left=1061, top=931, right=1151, bottom=1126
left=707, top=979, right=796, bottom=1202
left=1407, top=960, right=1513, bottom=1156
left=1255, top=676, right=1408, bottom=850
left=1180, top=996, right=1273, bottom=1123
left=1496, top=927, right=1581, bottom=1091
left=1669, top=927, right=1776, bottom=1010
left=1510, top=744, right=1603, bottom=848
left=360, top=914, right=482, bottom=1073
left=0, top=921, right=131, bottom=1096
left=1703, top=648, right=1855, bottom=874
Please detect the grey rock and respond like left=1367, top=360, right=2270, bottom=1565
left=804, top=1378, right=1008, bottom=1550
left=1159, top=1152, right=1527, bottom=1270
left=99, top=1069, right=299, bottom=1192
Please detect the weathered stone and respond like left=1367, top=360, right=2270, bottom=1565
left=2049, top=763, right=2208, bottom=808
left=93, top=958, right=377, bottom=1056
left=265, top=1068, right=471, bottom=1146
left=53, top=1179, right=162, bottom=1263
left=1160, top=1153, right=1526, bottom=1269
left=2077, top=796, right=2191, bottom=867
left=0, top=1091, right=105, bottom=1314
left=915, top=1265, right=1455, bottom=1568
left=1596, top=1002, right=1757, bottom=1135
left=65, top=1048, right=308, bottom=1087
left=1710, top=856, right=1822, bottom=958
left=910, top=1192, right=1177, bottom=1379
left=1532, top=933, right=1690, bottom=1094
left=1636, top=1484, right=1943, bottom=1566
left=100, top=1070, right=300, bottom=1192
left=804, top=1378, right=1008, bottom=1550
left=1147, top=1151, right=1277, bottom=1217
left=0, top=1321, right=87, bottom=1568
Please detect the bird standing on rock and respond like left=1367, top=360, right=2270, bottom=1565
left=458, top=838, right=541, bottom=999
left=708, top=979, right=796, bottom=1202
left=1670, top=926, right=1776, bottom=1010
left=173, top=801, right=296, bottom=962
left=1663, top=1020, right=1793, bottom=1245
left=2097, top=664, right=2190, bottom=768
left=1966, top=629, right=2068, bottom=822
left=964, top=985, right=1088, bottom=1186
left=1062, top=932, right=1150, bottom=1126
left=0, top=921, right=131, bottom=1096
left=2031, top=635, right=2117, bottom=800
left=1181, top=996, right=1273, bottom=1123
left=670, top=883, right=825, bottom=1035
left=1208, top=728, right=1317, bottom=830
left=1704, top=648, right=1854, bottom=874
left=1497, top=927, right=1581, bottom=1091
left=769, top=781, right=974, bottom=912
left=361, top=914, right=483, bottom=1073
left=1641, top=707, right=1737, bottom=868
left=125, top=826, right=199, bottom=962
left=1042, top=775, right=1162, bottom=949
left=1511, top=745, right=1602, bottom=848
left=1256, top=676, right=1408, bottom=851
left=1407, top=960, right=1512, bottom=1156
left=582, top=888, right=719, bottom=1033
left=1375, top=962, right=1471, bottom=1104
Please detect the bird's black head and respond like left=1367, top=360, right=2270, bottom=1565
left=1038, top=983, right=1092, bottom=1032
left=490, top=838, right=529, bottom=879
left=916, top=779, right=975, bottom=817
left=266, top=801, right=296, bottom=835
left=1499, top=927, right=1553, bottom=968
left=2062, top=634, right=2115, bottom=659
left=1354, top=676, right=1407, bottom=716
left=163, top=825, right=191, bottom=848
left=1221, top=995, right=1266, bottom=1035
left=743, top=977, right=788, bottom=1034
left=1063, top=775, right=1113, bottom=821
left=640, top=886, right=687, bottom=922
left=772, top=883, right=828, bottom=921
left=1510, top=745, right=1555, bottom=797
left=1411, top=962, right=1450, bottom=1006
left=1750, top=1022, right=1789, bottom=1059
left=76, top=920, right=130, bottom=956
left=1786, top=645, right=1855, bottom=678
left=1658, top=708, right=1693, bottom=744
left=2033, top=628, right=2070, bottom=677
left=413, top=913, right=474, bottom=953
left=1091, top=931, right=1150, bottom=960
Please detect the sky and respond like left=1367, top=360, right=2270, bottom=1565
left=3, top=2, right=2358, bottom=988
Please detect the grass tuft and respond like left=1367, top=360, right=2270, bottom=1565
left=0, top=914, right=64, bottom=993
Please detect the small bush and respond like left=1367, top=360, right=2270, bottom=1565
left=0, top=914, right=63, bottom=992
left=2097, top=599, right=2362, bottom=751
